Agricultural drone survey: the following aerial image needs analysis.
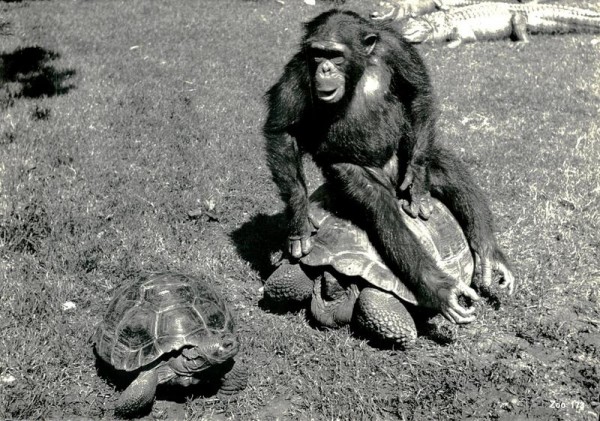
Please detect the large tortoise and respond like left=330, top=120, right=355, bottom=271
left=93, top=272, right=247, bottom=417
left=264, top=185, right=474, bottom=347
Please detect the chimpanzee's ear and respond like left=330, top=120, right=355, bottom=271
left=364, top=33, right=378, bottom=55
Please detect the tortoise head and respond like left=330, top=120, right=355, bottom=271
left=310, top=272, right=360, bottom=328
left=169, top=333, right=240, bottom=376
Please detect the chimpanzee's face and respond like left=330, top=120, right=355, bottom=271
left=306, top=31, right=379, bottom=106
left=307, top=41, right=349, bottom=104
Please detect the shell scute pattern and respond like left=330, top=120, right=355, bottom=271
left=102, top=300, right=133, bottom=334
left=162, top=305, right=204, bottom=336
left=401, top=200, right=473, bottom=281
left=193, top=296, right=228, bottom=331
left=117, top=306, right=156, bottom=349
left=264, top=184, right=476, bottom=346
left=95, top=272, right=234, bottom=372
left=302, top=187, right=473, bottom=305
left=304, top=202, right=421, bottom=305
left=142, top=283, right=196, bottom=312
left=109, top=342, right=132, bottom=369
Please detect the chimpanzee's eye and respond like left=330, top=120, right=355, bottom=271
left=310, top=48, right=345, bottom=65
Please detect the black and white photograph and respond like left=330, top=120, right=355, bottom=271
left=1, top=0, right=598, bottom=419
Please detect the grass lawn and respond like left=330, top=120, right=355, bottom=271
left=1, top=0, right=599, bottom=419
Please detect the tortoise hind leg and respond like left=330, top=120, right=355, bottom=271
left=264, top=261, right=313, bottom=303
left=355, top=287, right=417, bottom=348
left=114, top=369, right=159, bottom=418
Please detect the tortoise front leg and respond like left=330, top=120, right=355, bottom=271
left=115, top=369, right=159, bottom=417
left=355, top=287, right=417, bottom=348
left=217, top=361, right=249, bottom=398
left=264, top=261, right=313, bottom=303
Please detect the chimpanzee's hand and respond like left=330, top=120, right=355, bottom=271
left=288, top=213, right=320, bottom=259
left=434, top=281, right=481, bottom=324
left=401, top=192, right=433, bottom=220
left=475, top=251, right=516, bottom=295
left=400, top=164, right=433, bottom=219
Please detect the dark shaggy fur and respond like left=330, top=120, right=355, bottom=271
left=264, top=10, right=513, bottom=314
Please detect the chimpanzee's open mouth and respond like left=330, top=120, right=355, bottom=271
left=317, top=88, right=339, bottom=102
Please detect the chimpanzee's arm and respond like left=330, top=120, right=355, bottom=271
left=382, top=35, right=515, bottom=294
left=264, top=54, right=318, bottom=258
left=429, top=146, right=516, bottom=294
left=325, top=162, right=480, bottom=323
left=384, top=36, right=438, bottom=219
left=264, top=131, right=316, bottom=258
left=399, top=92, right=436, bottom=219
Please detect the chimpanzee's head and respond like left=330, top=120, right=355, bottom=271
left=302, top=10, right=379, bottom=105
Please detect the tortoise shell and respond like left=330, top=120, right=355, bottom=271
left=94, top=272, right=235, bottom=372
left=301, top=185, right=474, bottom=306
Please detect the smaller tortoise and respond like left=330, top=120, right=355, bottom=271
left=93, top=272, right=247, bottom=417
left=264, top=185, right=474, bottom=347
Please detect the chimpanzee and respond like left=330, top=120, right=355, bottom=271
left=263, top=9, right=515, bottom=324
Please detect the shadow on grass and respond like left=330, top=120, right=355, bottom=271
left=0, top=46, right=76, bottom=107
left=230, top=212, right=287, bottom=282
